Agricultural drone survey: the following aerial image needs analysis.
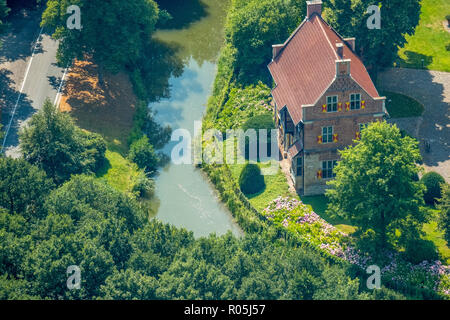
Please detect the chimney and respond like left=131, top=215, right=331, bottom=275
left=336, top=59, right=351, bottom=77
left=336, top=43, right=343, bottom=58
left=272, top=44, right=284, bottom=60
left=344, top=37, right=356, bottom=51
left=306, top=0, right=322, bottom=19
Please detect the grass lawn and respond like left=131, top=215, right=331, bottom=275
left=96, top=149, right=142, bottom=194
left=380, top=90, right=424, bottom=118
left=229, top=162, right=294, bottom=212
left=423, top=208, right=450, bottom=264
left=396, top=0, right=450, bottom=72
left=301, top=195, right=356, bottom=234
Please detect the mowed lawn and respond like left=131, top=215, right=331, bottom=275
left=397, top=0, right=450, bottom=72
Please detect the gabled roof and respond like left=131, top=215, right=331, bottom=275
left=268, top=13, right=380, bottom=125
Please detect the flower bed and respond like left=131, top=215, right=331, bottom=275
left=264, top=196, right=450, bottom=298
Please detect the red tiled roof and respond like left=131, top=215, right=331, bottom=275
left=288, top=140, right=303, bottom=158
left=268, top=14, right=380, bottom=125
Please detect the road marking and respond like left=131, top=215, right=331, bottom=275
left=1, top=27, right=44, bottom=153
left=54, top=66, right=69, bottom=107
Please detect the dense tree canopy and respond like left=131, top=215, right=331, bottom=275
left=41, top=0, right=159, bottom=81
left=0, top=158, right=53, bottom=219
left=326, top=121, right=426, bottom=251
left=19, top=99, right=106, bottom=184
left=323, top=0, right=421, bottom=73
left=225, top=0, right=305, bottom=81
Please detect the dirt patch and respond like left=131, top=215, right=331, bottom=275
left=60, top=59, right=137, bottom=155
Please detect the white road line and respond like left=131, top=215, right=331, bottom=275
left=1, top=27, right=44, bottom=153
left=54, top=66, right=69, bottom=106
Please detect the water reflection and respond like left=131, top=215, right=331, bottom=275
left=148, top=0, right=241, bottom=237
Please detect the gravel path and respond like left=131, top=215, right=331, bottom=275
left=378, top=68, right=450, bottom=182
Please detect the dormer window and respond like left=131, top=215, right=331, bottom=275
left=326, top=96, right=338, bottom=112
left=350, top=93, right=361, bottom=110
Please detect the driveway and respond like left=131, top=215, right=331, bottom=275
left=378, top=68, right=450, bottom=182
left=0, top=8, right=65, bottom=158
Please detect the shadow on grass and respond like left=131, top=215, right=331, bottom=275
left=396, top=50, right=433, bottom=69
left=95, top=157, right=112, bottom=178
left=301, top=195, right=356, bottom=234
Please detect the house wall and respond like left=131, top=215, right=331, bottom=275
left=298, top=75, right=384, bottom=195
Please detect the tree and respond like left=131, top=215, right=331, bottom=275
left=41, top=0, right=159, bottom=83
left=421, top=171, right=445, bottom=204
left=128, top=135, right=159, bottom=172
left=45, top=175, right=146, bottom=232
left=239, top=164, right=265, bottom=195
left=326, top=121, right=426, bottom=251
left=100, top=269, right=158, bottom=300
left=323, top=0, right=421, bottom=75
left=225, top=0, right=305, bottom=81
left=0, top=0, right=9, bottom=34
left=19, top=99, right=106, bottom=184
left=0, top=157, right=54, bottom=219
left=437, top=183, right=450, bottom=245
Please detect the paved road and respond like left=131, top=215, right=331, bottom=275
left=378, top=68, right=450, bottom=182
left=0, top=9, right=65, bottom=158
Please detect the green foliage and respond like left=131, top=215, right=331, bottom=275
left=128, top=101, right=172, bottom=149
left=239, top=164, right=265, bottom=195
left=0, top=158, right=54, bottom=219
left=241, top=114, right=275, bottom=159
left=128, top=135, right=159, bottom=173
left=0, top=0, right=9, bottom=34
left=225, top=0, right=305, bottom=82
left=19, top=99, right=107, bottom=184
left=100, top=269, right=158, bottom=300
left=41, top=0, right=159, bottom=76
left=326, top=121, right=426, bottom=251
left=215, top=82, right=272, bottom=131
left=131, top=171, right=155, bottom=198
left=437, top=183, right=450, bottom=244
left=45, top=175, right=145, bottom=231
left=324, top=0, right=421, bottom=72
left=404, top=239, right=439, bottom=264
left=421, top=172, right=445, bottom=204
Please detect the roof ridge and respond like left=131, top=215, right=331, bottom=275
left=316, top=15, right=339, bottom=60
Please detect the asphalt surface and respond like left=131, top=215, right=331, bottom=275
left=0, top=9, right=65, bottom=157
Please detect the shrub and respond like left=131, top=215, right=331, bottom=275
left=240, top=114, right=275, bottom=160
left=404, top=239, right=439, bottom=264
left=421, top=172, right=445, bottom=204
left=132, top=172, right=155, bottom=198
left=128, top=136, right=159, bottom=172
left=239, top=164, right=265, bottom=195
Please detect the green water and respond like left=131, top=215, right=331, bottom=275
left=149, top=0, right=242, bottom=238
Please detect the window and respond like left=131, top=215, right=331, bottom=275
left=326, top=96, right=338, bottom=112
left=350, top=93, right=361, bottom=110
left=296, top=157, right=303, bottom=177
left=359, top=123, right=369, bottom=132
left=322, top=160, right=337, bottom=179
left=322, top=126, right=333, bottom=143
